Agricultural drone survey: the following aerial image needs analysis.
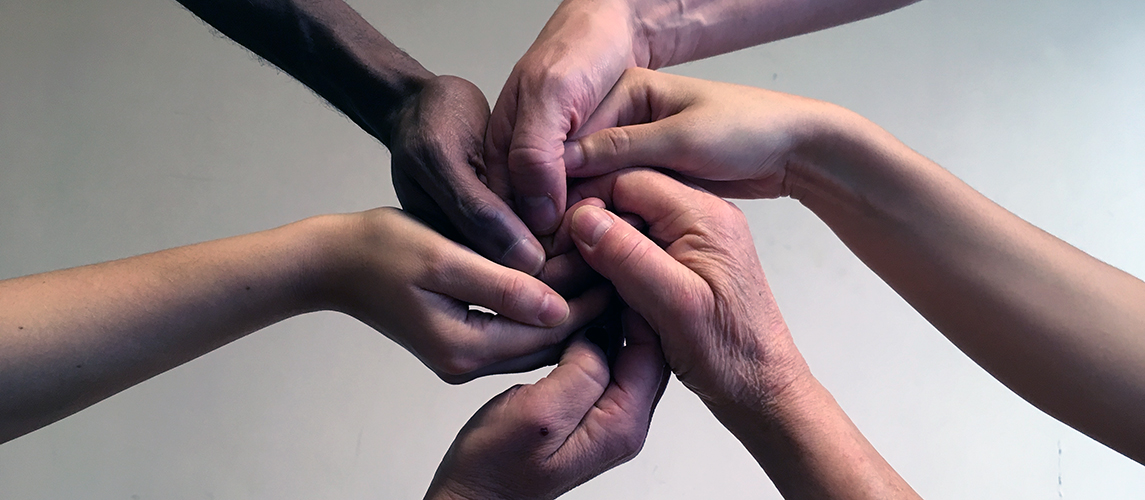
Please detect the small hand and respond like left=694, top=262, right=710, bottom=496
left=389, top=75, right=547, bottom=275
left=565, top=168, right=807, bottom=407
left=485, top=0, right=648, bottom=235
left=564, top=68, right=830, bottom=200
left=425, top=309, right=669, bottom=500
left=318, top=207, right=611, bottom=383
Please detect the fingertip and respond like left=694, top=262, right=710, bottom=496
left=518, top=194, right=561, bottom=235
left=563, top=140, right=585, bottom=174
left=570, top=205, right=615, bottom=248
left=538, top=292, right=571, bottom=327
left=501, top=236, right=546, bottom=276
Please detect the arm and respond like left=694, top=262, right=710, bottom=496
left=565, top=68, right=1145, bottom=462
left=485, top=0, right=920, bottom=234
left=0, top=208, right=609, bottom=443
left=426, top=311, right=669, bottom=500
left=174, top=0, right=547, bottom=273
left=564, top=169, right=919, bottom=498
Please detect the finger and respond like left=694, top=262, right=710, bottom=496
left=487, top=73, right=570, bottom=235
left=549, top=197, right=607, bottom=259
left=435, top=284, right=613, bottom=381
left=485, top=77, right=519, bottom=202
left=520, top=333, right=612, bottom=443
left=567, top=203, right=708, bottom=328
left=427, top=243, right=572, bottom=327
left=563, top=120, right=691, bottom=178
left=535, top=250, right=603, bottom=299
left=563, top=68, right=689, bottom=177
left=568, top=168, right=718, bottom=245
left=554, top=308, right=669, bottom=468
left=395, top=77, right=545, bottom=275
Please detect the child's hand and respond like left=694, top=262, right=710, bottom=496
left=315, top=208, right=612, bottom=384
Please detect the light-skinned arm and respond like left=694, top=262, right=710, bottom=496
left=565, top=68, right=1145, bottom=463
left=0, top=208, right=609, bottom=444
left=563, top=169, right=919, bottom=498
left=173, top=0, right=548, bottom=274
left=485, top=0, right=921, bottom=234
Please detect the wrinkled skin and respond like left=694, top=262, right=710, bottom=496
left=425, top=311, right=669, bottom=500
left=485, top=0, right=645, bottom=235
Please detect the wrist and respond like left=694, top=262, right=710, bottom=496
left=275, top=213, right=363, bottom=315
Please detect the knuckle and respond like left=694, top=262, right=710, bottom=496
left=590, top=128, right=632, bottom=160
left=495, top=272, right=531, bottom=315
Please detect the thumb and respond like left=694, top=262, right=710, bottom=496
left=568, top=205, right=705, bottom=322
left=563, top=120, right=684, bottom=178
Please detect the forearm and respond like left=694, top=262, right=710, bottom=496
left=788, top=109, right=1145, bottom=461
left=629, top=0, right=921, bottom=68
left=0, top=216, right=335, bottom=442
left=709, top=366, right=918, bottom=499
left=175, top=0, right=433, bottom=144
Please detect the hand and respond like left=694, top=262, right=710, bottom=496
left=389, top=75, right=547, bottom=275
left=485, top=0, right=649, bottom=235
left=564, top=68, right=833, bottom=200
left=316, top=207, right=611, bottom=383
left=565, top=168, right=808, bottom=408
left=425, top=310, right=669, bottom=500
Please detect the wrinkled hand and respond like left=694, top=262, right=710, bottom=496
left=389, top=75, right=547, bottom=275
left=565, top=68, right=831, bottom=200
left=425, top=310, right=669, bottom=500
left=485, top=0, right=648, bottom=235
left=565, top=168, right=807, bottom=407
left=318, top=207, right=611, bottom=384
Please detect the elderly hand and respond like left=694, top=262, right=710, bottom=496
left=564, top=168, right=807, bottom=406
left=485, top=0, right=650, bottom=235
left=389, top=75, right=548, bottom=275
left=562, top=169, right=920, bottom=498
left=424, top=310, right=669, bottom=500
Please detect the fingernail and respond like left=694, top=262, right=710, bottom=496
left=571, top=206, right=613, bottom=247
left=563, top=141, right=584, bottom=172
left=520, top=195, right=559, bottom=234
left=501, top=237, right=545, bottom=276
left=538, top=292, right=570, bottom=326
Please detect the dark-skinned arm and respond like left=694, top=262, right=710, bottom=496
left=174, top=0, right=548, bottom=273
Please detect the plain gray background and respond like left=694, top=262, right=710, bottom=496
left=1, top=0, right=1143, bottom=498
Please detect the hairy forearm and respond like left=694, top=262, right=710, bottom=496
left=175, top=0, right=433, bottom=145
left=629, top=0, right=922, bottom=68
left=0, top=217, right=335, bottom=443
left=787, top=109, right=1145, bottom=461
left=710, top=367, right=918, bottom=499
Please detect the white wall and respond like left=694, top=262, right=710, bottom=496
left=1, top=0, right=1143, bottom=498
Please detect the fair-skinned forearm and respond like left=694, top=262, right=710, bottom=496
left=0, top=217, right=335, bottom=443
left=710, top=366, right=917, bottom=499
left=788, top=109, right=1145, bottom=461
left=631, top=0, right=922, bottom=68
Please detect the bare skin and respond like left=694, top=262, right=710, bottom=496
left=564, top=169, right=921, bottom=499
left=174, top=0, right=548, bottom=273
left=0, top=208, right=610, bottom=444
left=566, top=68, right=1145, bottom=463
left=426, top=312, right=670, bottom=500
left=486, top=0, right=921, bottom=234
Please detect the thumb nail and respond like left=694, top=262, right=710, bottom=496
left=571, top=206, right=614, bottom=247
left=563, top=141, right=585, bottom=172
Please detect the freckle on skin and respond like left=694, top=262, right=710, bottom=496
left=539, top=427, right=549, bottom=436
left=245, top=286, right=251, bottom=291
left=75, top=364, right=82, bottom=369
left=18, top=326, right=24, bottom=330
